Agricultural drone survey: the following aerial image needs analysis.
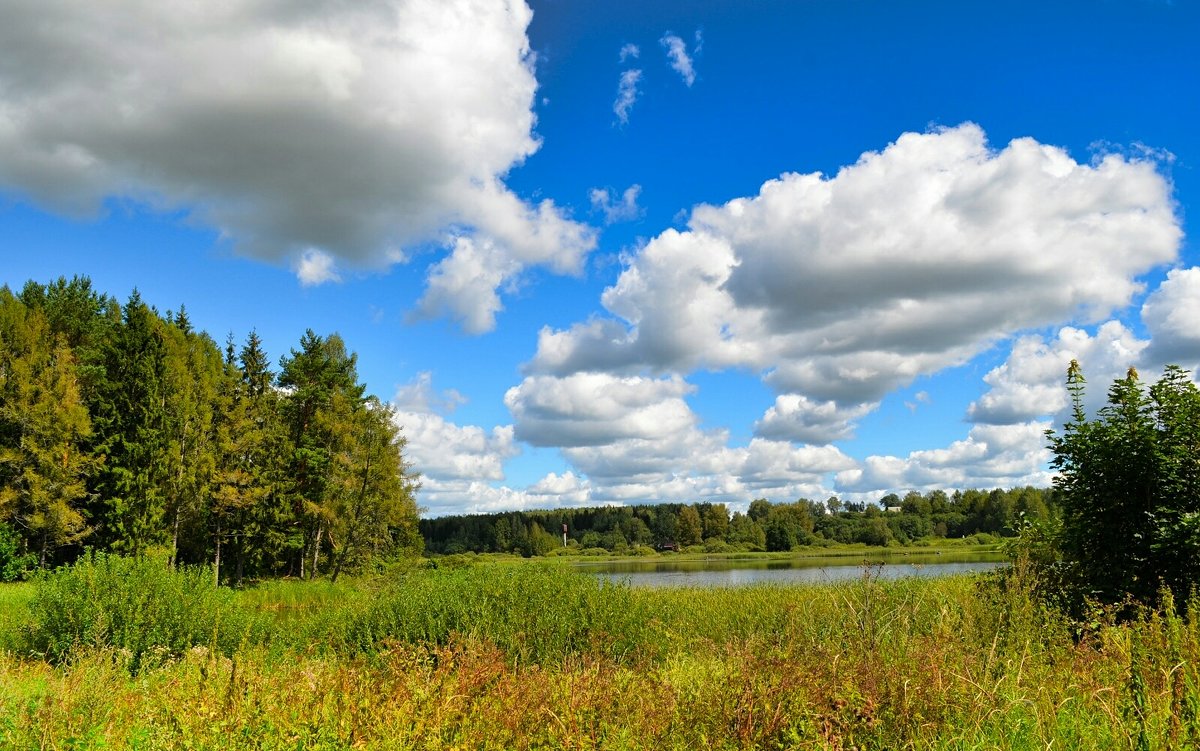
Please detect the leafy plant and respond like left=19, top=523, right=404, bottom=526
left=22, top=552, right=265, bottom=670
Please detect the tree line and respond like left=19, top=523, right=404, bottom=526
left=421, top=486, right=1059, bottom=556
left=0, top=276, right=420, bottom=583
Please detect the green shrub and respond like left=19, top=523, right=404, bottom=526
left=22, top=553, right=265, bottom=670
left=0, top=523, right=37, bottom=582
left=342, top=565, right=655, bottom=663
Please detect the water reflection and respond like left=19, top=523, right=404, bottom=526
left=577, top=553, right=1006, bottom=588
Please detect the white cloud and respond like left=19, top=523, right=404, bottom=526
left=502, top=370, right=856, bottom=506
left=391, top=373, right=519, bottom=488
left=967, top=322, right=1148, bottom=425
left=613, top=69, right=642, bottom=125
left=1142, top=267, right=1200, bottom=369
left=0, top=0, right=594, bottom=328
left=531, top=124, right=1181, bottom=443
left=393, top=371, right=466, bottom=415
left=619, top=43, right=640, bottom=63
left=295, top=248, right=341, bottom=286
left=836, top=422, right=1055, bottom=494
left=753, top=394, right=873, bottom=443
left=505, top=373, right=697, bottom=447
left=589, top=184, right=643, bottom=224
left=660, top=32, right=696, bottom=86
left=904, top=391, right=930, bottom=413
left=412, top=236, right=517, bottom=334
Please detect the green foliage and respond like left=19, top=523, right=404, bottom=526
left=1048, top=362, right=1200, bottom=613
left=0, top=290, right=95, bottom=566
left=676, top=505, right=702, bottom=546
left=22, top=553, right=265, bottom=671
left=7, top=568, right=1200, bottom=748
left=0, top=523, right=36, bottom=582
left=1, top=278, right=421, bottom=580
left=340, top=565, right=653, bottom=663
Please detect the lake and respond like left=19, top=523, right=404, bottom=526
left=576, top=550, right=1007, bottom=588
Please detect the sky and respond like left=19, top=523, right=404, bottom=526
left=0, top=0, right=1197, bottom=516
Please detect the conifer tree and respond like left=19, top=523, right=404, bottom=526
left=0, top=293, right=94, bottom=566
left=89, top=291, right=171, bottom=556
left=278, top=331, right=365, bottom=578
left=162, top=315, right=223, bottom=567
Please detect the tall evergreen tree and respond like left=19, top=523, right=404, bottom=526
left=89, top=291, right=171, bottom=556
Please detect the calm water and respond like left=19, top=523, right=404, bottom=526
left=577, top=552, right=1006, bottom=588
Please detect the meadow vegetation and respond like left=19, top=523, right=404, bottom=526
left=2, top=554, right=1199, bottom=750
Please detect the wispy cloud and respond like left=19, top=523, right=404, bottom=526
left=613, top=69, right=642, bottom=125
left=660, top=32, right=696, bottom=86
left=619, top=43, right=640, bottom=63
left=589, top=184, right=643, bottom=224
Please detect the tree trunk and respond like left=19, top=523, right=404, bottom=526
left=311, top=524, right=323, bottom=579
left=234, top=536, right=245, bottom=587
left=213, top=519, right=222, bottom=587
left=171, top=505, right=181, bottom=570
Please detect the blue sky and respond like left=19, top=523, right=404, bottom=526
left=1, top=0, right=1197, bottom=515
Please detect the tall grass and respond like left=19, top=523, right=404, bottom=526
left=336, top=565, right=656, bottom=663
left=0, top=582, right=33, bottom=652
left=3, top=556, right=1200, bottom=748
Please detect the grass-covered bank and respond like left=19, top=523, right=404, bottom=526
left=2, top=557, right=1198, bottom=749
left=424, top=539, right=1006, bottom=572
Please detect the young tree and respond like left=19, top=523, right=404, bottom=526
left=161, top=316, right=223, bottom=567
left=1048, top=361, right=1200, bottom=611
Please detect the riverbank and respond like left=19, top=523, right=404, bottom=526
left=433, top=538, right=1006, bottom=569
left=2, top=557, right=1198, bottom=749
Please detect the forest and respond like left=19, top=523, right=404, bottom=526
left=0, top=276, right=421, bottom=584
left=421, top=486, right=1058, bottom=555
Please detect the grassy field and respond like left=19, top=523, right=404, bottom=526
left=1, top=555, right=1197, bottom=750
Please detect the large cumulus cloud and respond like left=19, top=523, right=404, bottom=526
left=0, top=0, right=594, bottom=332
left=530, top=124, right=1181, bottom=443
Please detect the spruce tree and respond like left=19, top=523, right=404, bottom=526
left=89, top=291, right=171, bottom=556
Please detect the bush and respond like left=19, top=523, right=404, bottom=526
left=0, top=523, right=37, bottom=582
left=22, top=553, right=264, bottom=670
left=341, top=565, right=655, bottom=663
left=1049, top=363, right=1200, bottom=614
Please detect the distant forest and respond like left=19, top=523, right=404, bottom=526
left=422, top=486, right=1059, bottom=556
left=0, top=276, right=420, bottom=583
